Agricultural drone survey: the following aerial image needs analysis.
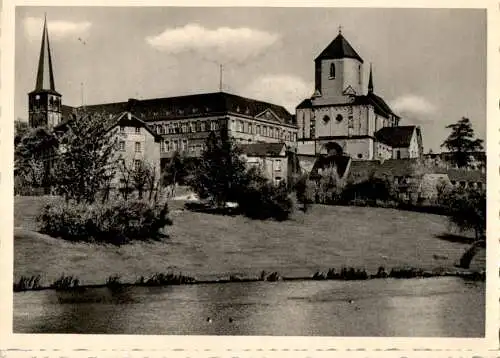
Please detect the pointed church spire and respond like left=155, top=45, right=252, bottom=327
left=35, top=14, right=56, bottom=92
left=368, top=63, right=374, bottom=93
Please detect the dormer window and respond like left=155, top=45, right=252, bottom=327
left=329, top=63, right=336, bottom=79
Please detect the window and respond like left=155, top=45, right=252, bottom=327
left=256, top=125, right=261, bottom=135
left=134, top=160, right=141, bottom=170
left=135, top=142, right=141, bottom=152
left=358, top=65, right=361, bottom=84
left=310, top=118, right=316, bottom=139
left=336, top=114, right=343, bottom=122
left=275, top=160, right=282, bottom=171
left=182, top=139, right=188, bottom=151
left=357, top=154, right=363, bottom=159
left=396, top=150, right=401, bottom=159
left=323, top=115, right=330, bottom=124
left=120, top=126, right=125, bottom=133
left=119, top=141, right=125, bottom=151
left=248, top=123, right=253, bottom=134
left=330, top=63, right=336, bottom=79
left=166, top=141, right=171, bottom=151
left=135, top=127, right=140, bottom=134
left=160, top=141, right=165, bottom=152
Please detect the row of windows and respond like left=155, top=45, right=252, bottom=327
left=120, top=126, right=141, bottom=134
left=151, top=120, right=220, bottom=135
left=160, top=139, right=206, bottom=153
left=118, top=141, right=142, bottom=152
left=232, top=119, right=296, bottom=141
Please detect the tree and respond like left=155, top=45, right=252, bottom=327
left=118, top=160, right=133, bottom=201
left=442, top=187, right=486, bottom=241
left=162, top=151, right=187, bottom=198
left=188, top=132, right=248, bottom=208
left=52, top=113, right=119, bottom=204
left=441, top=117, right=484, bottom=168
left=131, top=160, right=150, bottom=199
left=14, top=126, right=58, bottom=192
left=14, top=119, right=29, bottom=147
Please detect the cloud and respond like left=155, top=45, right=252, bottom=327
left=24, top=17, right=91, bottom=41
left=146, top=24, right=279, bottom=64
left=242, top=75, right=312, bottom=113
left=390, top=95, right=437, bottom=118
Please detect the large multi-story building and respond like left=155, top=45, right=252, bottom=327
left=295, top=29, right=423, bottom=161
left=67, top=93, right=298, bottom=161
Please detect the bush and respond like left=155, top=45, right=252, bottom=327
left=13, top=275, right=42, bottom=292
left=238, top=180, right=295, bottom=221
left=342, top=174, right=396, bottom=203
left=38, top=199, right=173, bottom=245
left=291, top=174, right=316, bottom=212
left=51, top=275, right=80, bottom=290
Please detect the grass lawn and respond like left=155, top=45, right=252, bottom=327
left=14, top=196, right=485, bottom=287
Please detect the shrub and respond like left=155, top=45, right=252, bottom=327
left=238, top=180, right=295, bottom=221
left=13, top=275, right=42, bottom=292
left=292, top=174, right=316, bottom=212
left=38, top=199, right=172, bottom=245
left=51, top=275, right=80, bottom=290
left=342, top=174, right=396, bottom=203
left=141, top=272, right=196, bottom=286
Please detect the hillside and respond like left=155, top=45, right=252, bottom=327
left=14, top=196, right=485, bottom=286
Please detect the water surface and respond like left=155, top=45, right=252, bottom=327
left=14, top=277, right=484, bottom=336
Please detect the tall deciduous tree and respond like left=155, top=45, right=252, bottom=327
left=14, top=126, right=58, bottom=191
left=14, top=119, right=30, bottom=147
left=441, top=117, right=484, bottom=168
left=189, top=132, right=248, bottom=208
left=52, top=113, right=119, bottom=204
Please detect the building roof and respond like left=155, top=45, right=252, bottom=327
left=55, top=110, right=161, bottom=141
left=239, top=142, right=287, bottom=157
left=446, top=168, right=486, bottom=183
left=297, top=91, right=399, bottom=119
left=32, top=16, right=60, bottom=96
left=111, top=112, right=162, bottom=141
left=375, top=126, right=416, bottom=148
left=348, top=158, right=420, bottom=180
left=354, top=92, right=399, bottom=119
left=296, top=98, right=313, bottom=109
left=315, top=33, right=364, bottom=63
left=74, top=92, right=294, bottom=126
left=310, top=155, right=351, bottom=179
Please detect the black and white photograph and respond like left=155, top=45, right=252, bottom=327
left=5, top=2, right=496, bottom=344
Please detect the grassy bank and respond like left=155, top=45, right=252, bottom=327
left=14, top=196, right=485, bottom=287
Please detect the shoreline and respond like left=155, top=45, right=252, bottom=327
left=13, top=269, right=486, bottom=293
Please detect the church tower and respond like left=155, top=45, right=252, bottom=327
left=312, top=28, right=364, bottom=106
left=28, top=15, right=62, bottom=129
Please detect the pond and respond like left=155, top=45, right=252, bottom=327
left=14, top=277, right=484, bottom=336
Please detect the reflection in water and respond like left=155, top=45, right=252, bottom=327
left=14, top=277, right=485, bottom=336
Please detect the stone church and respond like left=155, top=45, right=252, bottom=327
left=296, top=29, right=423, bottom=161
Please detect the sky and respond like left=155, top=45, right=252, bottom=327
left=15, top=7, right=486, bottom=152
